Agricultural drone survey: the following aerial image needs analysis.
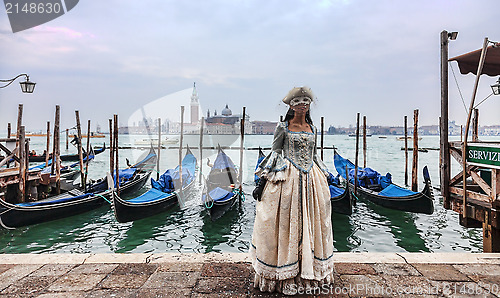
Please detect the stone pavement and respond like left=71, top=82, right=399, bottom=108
left=0, top=253, right=499, bottom=297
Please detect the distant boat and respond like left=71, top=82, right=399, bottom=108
left=378, top=136, right=387, bottom=139
left=397, top=136, right=422, bottom=141
left=349, top=134, right=372, bottom=137
left=134, top=137, right=179, bottom=146
left=70, top=132, right=106, bottom=138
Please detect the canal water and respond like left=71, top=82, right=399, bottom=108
left=1, top=134, right=496, bottom=254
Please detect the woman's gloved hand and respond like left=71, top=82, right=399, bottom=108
left=252, top=177, right=267, bottom=201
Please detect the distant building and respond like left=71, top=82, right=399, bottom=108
left=252, top=121, right=278, bottom=135
left=204, top=104, right=251, bottom=134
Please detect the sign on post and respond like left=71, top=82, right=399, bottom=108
left=466, top=143, right=500, bottom=169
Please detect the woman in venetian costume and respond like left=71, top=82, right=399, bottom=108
left=250, top=86, right=335, bottom=295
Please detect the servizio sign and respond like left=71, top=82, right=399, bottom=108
left=466, top=143, right=500, bottom=170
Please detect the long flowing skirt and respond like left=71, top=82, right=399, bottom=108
left=249, top=160, right=335, bottom=295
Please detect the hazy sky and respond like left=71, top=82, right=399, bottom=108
left=1, top=0, right=499, bottom=132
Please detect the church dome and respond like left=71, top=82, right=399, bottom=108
left=221, top=104, right=232, bottom=116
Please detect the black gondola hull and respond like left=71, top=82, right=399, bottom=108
left=209, top=193, right=241, bottom=221
left=113, top=191, right=178, bottom=223
left=0, top=171, right=151, bottom=229
left=330, top=186, right=354, bottom=215
left=351, top=182, right=434, bottom=214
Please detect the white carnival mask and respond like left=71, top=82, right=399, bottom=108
left=290, top=96, right=312, bottom=106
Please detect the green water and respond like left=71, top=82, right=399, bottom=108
left=0, top=134, right=493, bottom=253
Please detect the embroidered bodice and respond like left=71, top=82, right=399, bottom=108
left=256, top=121, right=329, bottom=181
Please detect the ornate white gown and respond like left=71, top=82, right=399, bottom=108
left=249, top=121, right=335, bottom=295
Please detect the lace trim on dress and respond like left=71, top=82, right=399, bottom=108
left=249, top=245, right=300, bottom=280
left=255, top=151, right=287, bottom=182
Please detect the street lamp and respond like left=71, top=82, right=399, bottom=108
left=0, top=74, right=36, bottom=93
left=491, top=78, right=500, bottom=95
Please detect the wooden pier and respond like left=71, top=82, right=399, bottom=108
left=440, top=31, right=500, bottom=252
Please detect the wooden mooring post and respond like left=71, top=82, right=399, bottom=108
left=45, top=121, right=50, bottom=167
left=363, top=115, right=367, bottom=168
left=75, top=111, right=85, bottom=189
left=18, top=126, right=26, bottom=203
left=114, top=114, right=120, bottom=196
left=411, top=109, right=419, bottom=192
left=179, top=107, right=184, bottom=190
left=354, top=113, right=360, bottom=195
left=157, top=118, right=161, bottom=180
left=320, top=116, right=324, bottom=160
left=199, top=117, right=204, bottom=185
left=239, top=107, right=246, bottom=185
left=404, top=116, right=408, bottom=187
left=7, top=123, right=11, bottom=138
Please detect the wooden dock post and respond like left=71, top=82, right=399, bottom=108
left=363, top=115, right=367, bottom=168
left=114, top=115, right=120, bottom=196
left=45, top=121, right=50, bottom=167
left=320, top=116, right=324, bottom=160
left=53, top=106, right=61, bottom=194
left=15, top=104, right=23, bottom=166
left=354, top=113, right=360, bottom=195
left=199, top=117, right=204, bottom=185
left=65, top=129, right=69, bottom=150
left=75, top=111, right=85, bottom=189
left=179, top=107, right=184, bottom=190
left=18, top=126, right=26, bottom=203
left=404, top=116, right=408, bottom=187
left=239, top=107, right=246, bottom=185
left=109, top=119, right=114, bottom=178
left=412, top=109, right=419, bottom=192
left=84, top=120, right=91, bottom=191
left=7, top=123, right=11, bottom=138
left=157, top=118, right=161, bottom=180
left=440, top=30, right=451, bottom=208
left=472, top=109, right=479, bottom=142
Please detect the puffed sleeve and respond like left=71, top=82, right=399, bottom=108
left=254, top=122, right=287, bottom=182
left=313, top=125, right=330, bottom=177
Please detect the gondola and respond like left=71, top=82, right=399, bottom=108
left=112, top=147, right=197, bottom=223
left=203, top=146, right=243, bottom=221
left=328, top=177, right=354, bottom=216
left=0, top=147, right=156, bottom=229
left=27, top=144, right=106, bottom=163
left=333, top=151, right=434, bottom=214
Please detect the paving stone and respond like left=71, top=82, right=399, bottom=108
left=142, top=271, right=200, bottom=289
left=69, top=263, right=119, bottom=275
left=371, top=263, right=421, bottom=276
left=46, top=273, right=107, bottom=292
left=0, top=264, right=42, bottom=291
left=98, top=274, right=149, bottom=289
left=339, top=274, right=389, bottom=297
left=334, top=263, right=376, bottom=275
left=453, top=264, right=500, bottom=277
left=194, top=277, right=251, bottom=295
left=29, top=264, right=76, bottom=277
left=84, top=288, right=138, bottom=297
left=0, top=275, right=56, bottom=295
left=84, top=253, right=151, bottom=263
left=37, top=292, right=87, bottom=298
left=0, top=264, right=14, bottom=274
left=201, top=262, right=253, bottom=278
left=413, top=264, right=470, bottom=281
left=156, top=262, right=203, bottom=272
left=136, top=287, right=192, bottom=297
left=111, top=263, right=158, bottom=275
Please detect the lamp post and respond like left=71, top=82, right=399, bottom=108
left=440, top=30, right=458, bottom=209
left=491, top=78, right=500, bottom=95
left=0, top=74, right=36, bottom=93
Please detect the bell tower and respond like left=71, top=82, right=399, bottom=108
left=190, top=82, right=200, bottom=124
